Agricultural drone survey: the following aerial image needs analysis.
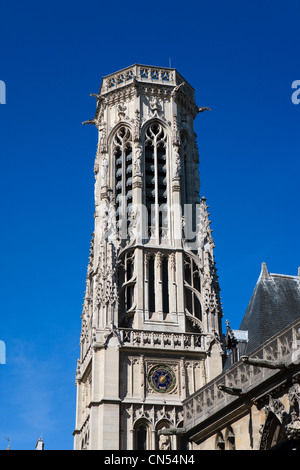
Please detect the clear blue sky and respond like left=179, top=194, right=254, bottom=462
left=0, top=0, right=299, bottom=450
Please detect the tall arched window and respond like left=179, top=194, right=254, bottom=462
left=162, top=255, right=169, bottom=314
left=113, top=126, right=133, bottom=240
left=118, top=249, right=135, bottom=326
left=215, top=432, right=225, bottom=450
left=144, top=122, right=168, bottom=239
left=134, top=421, right=150, bottom=450
left=181, top=132, right=197, bottom=239
left=148, top=254, right=155, bottom=314
left=225, top=426, right=235, bottom=450
left=184, top=254, right=202, bottom=323
left=181, top=132, right=189, bottom=206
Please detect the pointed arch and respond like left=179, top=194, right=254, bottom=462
left=155, top=419, right=173, bottom=450
left=118, top=249, right=136, bottom=327
left=180, top=130, right=191, bottom=206
left=141, top=119, right=170, bottom=240
left=109, top=124, right=133, bottom=241
left=184, top=253, right=203, bottom=330
left=260, top=411, right=288, bottom=450
left=133, top=418, right=153, bottom=450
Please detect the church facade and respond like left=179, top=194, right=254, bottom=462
left=73, top=65, right=225, bottom=450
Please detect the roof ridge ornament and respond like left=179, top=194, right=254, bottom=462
left=261, top=262, right=269, bottom=280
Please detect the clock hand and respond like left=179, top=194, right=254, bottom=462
left=158, top=373, right=168, bottom=384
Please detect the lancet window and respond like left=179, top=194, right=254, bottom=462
left=181, top=132, right=190, bottom=206
left=144, top=251, right=172, bottom=319
left=118, top=250, right=135, bottom=325
left=148, top=255, right=155, bottom=313
left=134, top=421, right=150, bottom=450
left=181, top=132, right=197, bottom=237
left=113, top=126, right=133, bottom=239
left=215, top=427, right=236, bottom=450
left=144, top=122, right=168, bottom=239
left=184, top=254, right=201, bottom=321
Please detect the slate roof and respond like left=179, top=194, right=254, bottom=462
left=239, top=263, right=300, bottom=355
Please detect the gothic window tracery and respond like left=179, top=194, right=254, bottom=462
left=260, top=411, right=287, bottom=450
left=144, top=122, right=168, bottom=239
left=113, top=126, right=133, bottom=240
left=184, top=254, right=202, bottom=323
left=215, top=427, right=236, bottom=450
left=145, top=251, right=171, bottom=318
left=118, top=250, right=135, bottom=325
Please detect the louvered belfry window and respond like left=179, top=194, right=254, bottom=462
left=144, top=122, right=168, bottom=239
left=113, top=126, right=133, bottom=239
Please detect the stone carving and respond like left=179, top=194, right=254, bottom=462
left=172, top=114, right=181, bottom=146
left=101, top=155, right=108, bottom=187
left=133, top=109, right=141, bottom=142
left=198, top=106, right=211, bottom=113
left=128, top=207, right=138, bottom=241
left=99, top=125, right=107, bottom=154
left=117, top=102, right=127, bottom=120
left=103, top=323, right=122, bottom=347
left=172, top=145, right=181, bottom=179
left=95, top=251, right=118, bottom=310
left=133, top=146, right=142, bottom=176
left=171, top=81, right=185, bottom=98
left=149, top=96, right=163, bottom=117
left=158, top=432, right=171, bottom=450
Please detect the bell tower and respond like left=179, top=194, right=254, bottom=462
left=73, top=65, right=224, bottom=450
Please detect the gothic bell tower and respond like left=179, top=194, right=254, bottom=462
left=73, top=65, right=224, bottom=450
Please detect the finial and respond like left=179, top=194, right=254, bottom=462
left=261, top=262, right=269, bottom=279
left=35, top=436, right=44, bottom=450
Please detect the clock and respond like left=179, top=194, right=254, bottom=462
left=148, top=365, right=176, bottom=393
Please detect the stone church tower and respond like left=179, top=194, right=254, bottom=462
left=73, top=65, right=224, bottom=450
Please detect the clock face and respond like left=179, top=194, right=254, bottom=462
left=148, top=365, right=176, bottom=393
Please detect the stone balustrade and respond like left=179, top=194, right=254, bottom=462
left=119, top=327, right=207, bottom=351
left=101, top=64, right=194, bottom=99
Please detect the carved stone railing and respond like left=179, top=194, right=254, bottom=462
left=183, top=318, right=300, bottom=432
left=101, top=64, right=194, bottom=99
left=119, top=328, right=207, bottom=352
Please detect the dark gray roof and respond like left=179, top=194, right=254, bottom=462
left=239, top=263, right=300, bottom=355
